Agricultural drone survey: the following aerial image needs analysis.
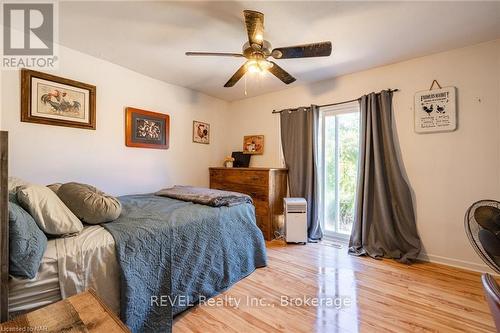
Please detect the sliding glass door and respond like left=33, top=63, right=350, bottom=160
left=321, top=102, right=360, bottom=240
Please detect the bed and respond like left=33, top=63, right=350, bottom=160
left=0, top=131, right=268, bottom=333
left=9, top=225, right=120, bottom=315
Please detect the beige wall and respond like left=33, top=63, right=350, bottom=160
left=0, top=45, right=229, bottom=195
left=1, top=38, right=499, bottom=271
left=225, top=40, right=500, bottom=271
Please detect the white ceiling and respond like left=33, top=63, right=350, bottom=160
left=59, top=1, right=500, bottom=101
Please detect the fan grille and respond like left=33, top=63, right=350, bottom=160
left=464, top=199, right=500, bottom=274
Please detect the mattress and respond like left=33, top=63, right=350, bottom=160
left=8, top=225, right=120, bottom=314
left=8, top=238, right=60, bottom=314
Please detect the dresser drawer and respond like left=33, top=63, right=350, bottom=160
left=253, top=199, right=269, bottom=216
left=210, top=169, right=268, bottom=187
left=210, top=182, right=269, bottom=202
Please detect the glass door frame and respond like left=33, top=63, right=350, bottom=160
left=320, top=101, right=360, bottom=242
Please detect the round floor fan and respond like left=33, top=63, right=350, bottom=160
left=464, top=200, right=500, bottom=273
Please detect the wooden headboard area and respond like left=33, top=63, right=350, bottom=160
left=0, top=131, right=8, bottom=322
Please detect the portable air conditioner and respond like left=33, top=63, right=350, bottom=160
left=284, top=198, right=307, bottom=244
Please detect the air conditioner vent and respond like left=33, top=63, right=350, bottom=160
left=287, top=204, right=307, bottom=213
left=284, top=198, right=307, bottom=212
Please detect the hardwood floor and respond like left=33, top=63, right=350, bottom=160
left=173, top=241, right=496, bottom=333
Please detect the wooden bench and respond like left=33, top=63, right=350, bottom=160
left=0, top=289, right=130, bottom=332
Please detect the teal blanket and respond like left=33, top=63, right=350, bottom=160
left=103, top=194, right=267, bottom=333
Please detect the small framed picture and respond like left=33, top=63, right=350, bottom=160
left=243, top=135, right=264, bottom=155
left=193, top=121, right=210, bottom=144
left=125, top=107, right=169, bottom=149
left=21, top=69, right=96, bottom=130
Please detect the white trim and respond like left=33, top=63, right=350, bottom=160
left=321, top=234, right=495, bottom=274
left=320, top=101, right=360, bottom=114
left=417, top=252, right=496, bottom=274
left=322, top=233, right=349, bottom=244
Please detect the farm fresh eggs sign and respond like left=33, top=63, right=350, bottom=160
left=414, top=87, right=457, bottom=133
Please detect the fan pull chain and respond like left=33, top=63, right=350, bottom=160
left=244, top=75, right=248, bottom=96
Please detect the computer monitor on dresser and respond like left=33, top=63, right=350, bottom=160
left=231, top=152, right=251, bottom=168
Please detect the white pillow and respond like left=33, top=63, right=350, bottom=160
left=8, top=177, right=32, bottom=193
left=17, top=184, right=83, bottom=236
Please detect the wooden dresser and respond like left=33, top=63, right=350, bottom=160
left=209, top=167, right=288, bottom=240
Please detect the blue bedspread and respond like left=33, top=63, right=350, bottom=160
left=103, top=194, right=267, bottom=333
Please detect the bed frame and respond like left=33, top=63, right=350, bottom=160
left=0, top=131, right=8, bottom=322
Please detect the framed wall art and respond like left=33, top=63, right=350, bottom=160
left=125, top=107, right=170, bottom=149
left=414, top=82, right=457, bottom=134
left=193, top=121, right=210, bottom=144
left=21, top=69, right=96, bottom=130
left=243, top=135, right=264, bottom=155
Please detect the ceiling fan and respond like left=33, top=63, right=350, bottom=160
left=185, top=10, right=332, bottom=87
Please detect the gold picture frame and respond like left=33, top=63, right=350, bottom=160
left=243, top=135, right=264, bottom=155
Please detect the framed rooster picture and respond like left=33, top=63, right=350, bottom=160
left=21, top=69, right=96, bottom=130
left=125, top=107, right=169, bottom=149
left=243, top=135, right=264, bottom=154
left=193, top=120, right=210, bottom=144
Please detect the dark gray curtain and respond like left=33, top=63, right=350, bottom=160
left=280, top=105, right=322, bottom=241
left=348, top=91, right=421, bottom=263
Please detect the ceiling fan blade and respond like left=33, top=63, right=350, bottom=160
left=224, top=62, right=248, bottom=87
left=272, top=41, right=332, bottom=59
left=185, top=52, right=244, bottom=57
left=243, top=10, right=264, bottom=46
left=268, top=62, right=296, bottom=84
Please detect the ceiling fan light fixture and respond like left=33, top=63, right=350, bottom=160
left=246, top=59, right=273, bottom=73
left=186, top=10, right=332, bottom=87
left=245, top=60, right=259, bottom=73
left=259, top=59, right=273, bottom=71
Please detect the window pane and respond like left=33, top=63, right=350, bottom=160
left=337, top=112, right=359, bottom=235
left=323, top=110, right=359, bottom=236
left=324, top=115, right=337, bottom=232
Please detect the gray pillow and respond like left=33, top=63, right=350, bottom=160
left=8, top=193, right=48, bottom=279
left=47, top=183, right=62, bottom=193
left=17, top=184, right=83, bottom=236
left=57, top=183, right=122, bottom=224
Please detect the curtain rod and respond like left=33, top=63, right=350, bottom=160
left=271, top=88, right=399, bottom=114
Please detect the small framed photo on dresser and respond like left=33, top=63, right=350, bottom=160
left=125, top=107, right=170, bottom=149
left=21, top=69, right=96, bottom=130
